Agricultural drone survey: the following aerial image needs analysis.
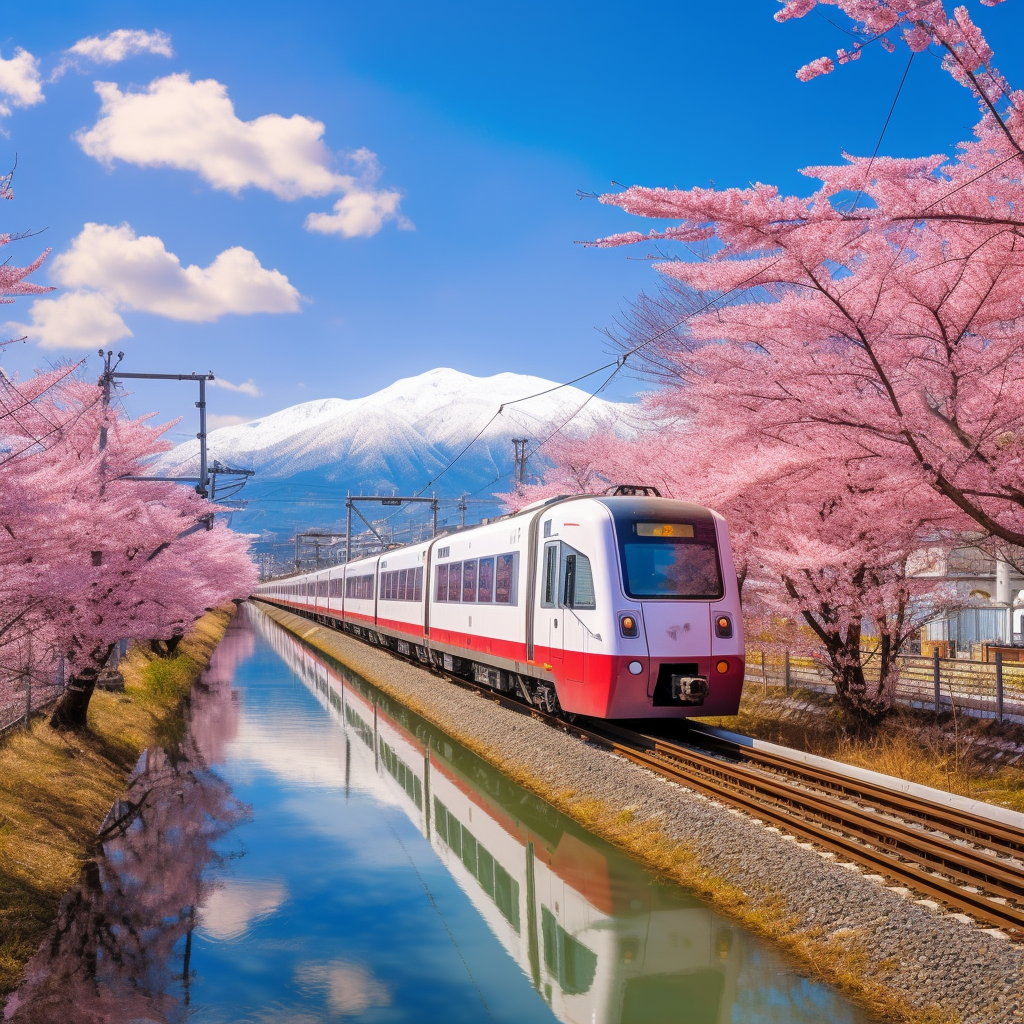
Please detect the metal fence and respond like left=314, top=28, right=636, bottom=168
left=0, top=656, right=67, bottom=738
left=745, top=650, right=1024, bottom=722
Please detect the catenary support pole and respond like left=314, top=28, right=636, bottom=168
left=933, top=648, right=941, bottom=713
left=197, top=376, right=208, bottom=498
left=346, top=494, right=352, bottom=563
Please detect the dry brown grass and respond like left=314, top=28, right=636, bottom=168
left=703, top=686, right=1024, bottom=814
left=258, top=603, right=955, bottom=1024
left=0, top=604, right=237, bottom=996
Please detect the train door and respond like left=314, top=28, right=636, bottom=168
left=536, top=541, right=563, bottom=665
left=558, top=544, right=594, bottom=685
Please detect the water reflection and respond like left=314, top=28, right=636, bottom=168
left=250, top=606, right=865, bottom=1024
left=4, top=608, right=866, bottom=1024
left=4, top=618, right=250, bottom=1023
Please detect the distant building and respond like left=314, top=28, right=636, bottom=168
left=910, top=541, right=1024, bottom=648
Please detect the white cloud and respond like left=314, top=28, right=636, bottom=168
left=52, top=222, right=301, bottom=321
left=78, top=73, right=352, bottom=199
left=9, top=223, right=301, bottom=350
left=211, top=377, right=262, bottom=397
left=75, top=74, right=409, bottom=236
left=68, top=29, right=173, bottom=64
left=295, top=961, right=390, bottom=1016
left=199, top=877, right=287, bottom=940
left=304, top=150, right=411, bottom=239
left=0, top=48, right=44, bottom=113
left=7, top=290, right=131, bottom=350
left=208, top=413, right=255, bottom=430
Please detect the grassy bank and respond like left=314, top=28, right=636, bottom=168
left=0, top=604, right=237, bottom=997
left=703, top=686, right=1024, bottom=814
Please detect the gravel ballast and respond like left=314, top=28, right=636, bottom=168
left=255, top=602, right=1024, bottom=1024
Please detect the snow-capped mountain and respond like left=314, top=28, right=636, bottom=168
left=156, top=368, right=638, bottom=533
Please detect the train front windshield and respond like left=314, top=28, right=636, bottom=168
left=619, top=521, right=723, bottom=600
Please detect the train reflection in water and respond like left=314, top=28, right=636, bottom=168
left=252, top=608, right=772, bottom=1024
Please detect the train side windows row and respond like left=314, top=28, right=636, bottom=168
left=381, top=566, right=424, bottom=602
left=434, top=553, right=518, bottom=605
left=345, top=573, right=375, bottom=600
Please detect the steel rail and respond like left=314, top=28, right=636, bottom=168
left=258, top=602, right=1024, bottom=938
left=683, top=726, right=1024, bottom=856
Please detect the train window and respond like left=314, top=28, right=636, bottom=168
left=621, top=521, right=723, bottom=599
left=562, top=548, right=596, bottom=610
left=435, top=564, right=449, bottom=601
left=345, top=574, right=375, bottom=600
left=414, top=565, right=423, bottom=601
left=477, top=845, right=495, bottom=897
left=477, top=557, right=494, bottom=603
left=494, top=864, right=520, bottom=931
left=495, top=553, right=516, bottom=605
left=462, top=560, right=478, bottom=603
left=541, top=544, right=559, bottom=607
left=447, top=562, right=462, bottom=601
left=399, top=568, right=408, bottom=601
left=541, top=907, right=597, bottom=996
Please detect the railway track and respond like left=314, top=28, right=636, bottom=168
left=453, top=679, right=1024, bottom=939
left=587, top=720, right=1024, bottom=938
left=261, top=603, right=1024, bottom=939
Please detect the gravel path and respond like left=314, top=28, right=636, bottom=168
left=256, top=602, right=1024, bottom=1024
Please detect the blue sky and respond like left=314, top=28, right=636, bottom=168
left=2, top=1, right=1022, bottom=442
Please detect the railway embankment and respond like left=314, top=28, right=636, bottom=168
left=255, top=600, right=1024, bottom=1024
left=0, top=603, right=239, bottom=997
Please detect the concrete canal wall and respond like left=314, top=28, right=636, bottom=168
left=255, top=600, right=1024, bottom=1024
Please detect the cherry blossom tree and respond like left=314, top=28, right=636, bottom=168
left=1, top=173, right=256, bottom=729
left=585, top=1, right=1024, bottom=557
left=511, top=408, right=957, bottom=720
left=0, top=375, right=256, bottom=730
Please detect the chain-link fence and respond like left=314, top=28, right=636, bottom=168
left=745, top=650, right=1024, bottom=721
left=0, top=655, right=67, bottom=738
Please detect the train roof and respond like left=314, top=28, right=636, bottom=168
left=262, top=492, right=719, bottom=582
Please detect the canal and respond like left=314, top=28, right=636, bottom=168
left=6, top=604, right=869, bottom=1023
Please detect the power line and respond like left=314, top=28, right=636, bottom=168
left=850, top=52, right=915, bottom=213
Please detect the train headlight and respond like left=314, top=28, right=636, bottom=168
left=619, top=613, right=640, bottom=638
left=714, top=615, right=733, bottom=639
left=715, top=659, right=730, bottom=674
left=627, top=661, right=644, bottom=675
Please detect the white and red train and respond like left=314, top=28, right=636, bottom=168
left=253, top=490, right=745, bottom=719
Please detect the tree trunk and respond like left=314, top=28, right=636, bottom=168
left=50, top=644, right=115, bottom=731
left=826, top=638, right=895, bottom=725
left=50, top=668, right=100, bottom=731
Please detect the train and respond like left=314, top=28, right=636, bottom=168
left=252, top=488, right=745, bottom=719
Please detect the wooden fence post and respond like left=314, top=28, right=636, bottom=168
left=996, top=651, right=1004, bottom=724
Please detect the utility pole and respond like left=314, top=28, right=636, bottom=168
left=512, top=438, right=530, bottom=487
left=97, top=349, right=125, bottom=450
left=458, top=495, right=467, bottom=528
